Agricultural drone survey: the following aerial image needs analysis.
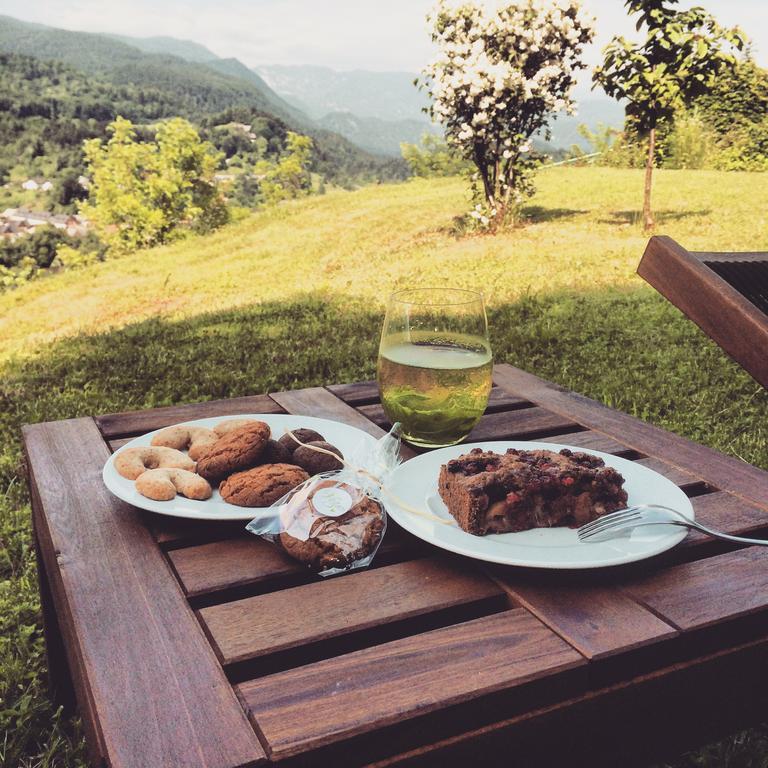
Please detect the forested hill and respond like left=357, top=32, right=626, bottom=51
left=0, top=15, right=408, bottom=185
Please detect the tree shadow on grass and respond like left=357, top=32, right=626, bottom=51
left=521, top=205, right=587, bottom=223
left=599, top=209, right=711, bottom=226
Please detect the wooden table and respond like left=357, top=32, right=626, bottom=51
left=23, top=364, right=768, bottom=768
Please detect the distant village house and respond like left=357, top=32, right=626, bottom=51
left=0, top=208, right=88, bottom=240
left=21, top=178, right=54, bottom=191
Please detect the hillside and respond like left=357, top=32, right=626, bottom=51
left=108, top=34, right=220, bottom=63
left=0, top=15, right=407, bottom=182
left=3, top=166, right=768, bottom=360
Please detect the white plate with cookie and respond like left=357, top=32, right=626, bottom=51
left=384, top=441, right=694, bottom=570
left=102, top=414, right=378, bottom=521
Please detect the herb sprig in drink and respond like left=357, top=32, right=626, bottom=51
left=377, top=290, right=492, bottom=448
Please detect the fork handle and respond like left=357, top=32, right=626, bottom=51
left=687, top=520, right=768, bottom=547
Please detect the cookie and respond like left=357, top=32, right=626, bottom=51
left=258, top=438, right=293, bottom=466
left=213, top=418, right=264, bottom=437
left=277, top=428, right=325, bottom=455
left=114, top=446, right=196, bottom=481
left=220, top=463, right=309, bottom=507
left=135, top=468, right=212, bottom=501
left=151, top=425, right=218, bottom=461
left=196, top=421, right=271, bottom=483
left=279, top=480, right=385, bottom=570
left=292, top=441, right=344, bottom=474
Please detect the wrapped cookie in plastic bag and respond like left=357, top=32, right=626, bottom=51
left=246, top=424, right=402, bottom=577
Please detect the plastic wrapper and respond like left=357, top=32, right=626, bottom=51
left=246, top=424, right=402, bottom=576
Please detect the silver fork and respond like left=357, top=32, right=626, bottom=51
left=577, top=504, right=768, bottom=546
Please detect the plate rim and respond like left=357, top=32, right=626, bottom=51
left=384, top=440, right=693, bottom=570
left=102, top=413, right=378, bottom=521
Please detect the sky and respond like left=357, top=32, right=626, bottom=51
left=0, top=0, right=765, bottom=77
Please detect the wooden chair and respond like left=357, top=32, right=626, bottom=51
left=638, top=236, right=768, bottom=388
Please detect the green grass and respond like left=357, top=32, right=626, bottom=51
left=1, top=167, right=767, bottom=766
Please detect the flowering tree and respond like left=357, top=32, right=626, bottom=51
left=421, top=0, right=594, bottom=229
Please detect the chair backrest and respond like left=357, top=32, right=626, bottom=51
left=638, top=236, right=768, bottom=389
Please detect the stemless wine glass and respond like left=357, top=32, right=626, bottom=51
left=377, top=288, right=492, bottom=448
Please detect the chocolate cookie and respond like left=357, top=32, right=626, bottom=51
left=279, top=480, right=385, bottom=571
left=258, top=438, right=293, bottom=466
left=277, top=428, right=325, bottom=455
left=220, top=463, right=309, bottom=507
left=292, top=441, right=344, bottom=474
left=195, top=421, right=271, bottom=483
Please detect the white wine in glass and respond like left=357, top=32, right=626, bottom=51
left=377, top=288, right=492, bottom=448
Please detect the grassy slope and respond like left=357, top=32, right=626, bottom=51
left=4, top=166, right=768, bottom=359
left=1, top=167, right=767, bottom=767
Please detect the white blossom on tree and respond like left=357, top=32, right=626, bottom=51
left=421, top=0, right=594, bottom=228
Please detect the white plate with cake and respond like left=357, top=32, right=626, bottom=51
left=384, top=441, right=693, bottom=569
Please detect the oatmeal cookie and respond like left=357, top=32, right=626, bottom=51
left=135, top=468, right=212, bottom=501
left=114, top=446, right=195, bottom=481
left=220, top=463, right=309, bottom=507
left=196, top=421, right=271, bottom=483
left=292, top=441, right=344, bottom=474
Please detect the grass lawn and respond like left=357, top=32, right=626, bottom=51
left=1, top=166, right=767, bottom=766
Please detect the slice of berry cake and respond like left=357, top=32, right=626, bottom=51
left=438, top=447, right=628, bottom=536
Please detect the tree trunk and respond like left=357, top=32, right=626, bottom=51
left=643, top=127, right=655, bottom=231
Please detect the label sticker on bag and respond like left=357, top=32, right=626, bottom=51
left=312, top=487, right=354, bottom=517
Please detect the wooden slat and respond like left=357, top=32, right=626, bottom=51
left=169, top=523, right=428, bottom=599
left=362, top=631, right=768, bottom=768
left=326, top=380, right=380, bottom=405
left=486, top=570, right=678, bottom=661
left=169, top=538, right=304, bottom=598
left=200, top=557, right=505, bottom=667
left=638, top=235, right=768, bottom=388
left=634, top=456, right=706, bottom=491
left=624, top=547, right=768, bottom=632
left=492, top=363, right=768, bottom=508
left=236, top=609, right=585, bottom=761
left=95, top=393, right=284, bottom=439
left=147, top=514, right=249, bottom=549
left=539, top=430, right=636, bottom=456
left=22, top=418, right=265, bottom=768
left=466, top=407, right=580, bottom=441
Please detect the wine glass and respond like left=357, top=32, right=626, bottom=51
left=377, top=288, right=492, bottom=448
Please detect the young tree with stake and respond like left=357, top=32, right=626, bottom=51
left=594, top=0, right=745, bottom=230
left=421, top=0, right=594, bottom=230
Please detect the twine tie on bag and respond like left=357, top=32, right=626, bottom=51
left=283, top=429, right=455, bottom=526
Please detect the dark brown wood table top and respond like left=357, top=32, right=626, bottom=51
left=23, top=363, right=768, bottom=768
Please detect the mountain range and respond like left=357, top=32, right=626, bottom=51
left=0, top=14, right=625, bottom=158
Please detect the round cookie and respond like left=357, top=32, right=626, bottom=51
left=114, top=446, right=195, bottom=481
left=196, top=421, right=271, bottom=483
left=258, top=438, right=293, bottom=466
left=151, top=425, right=218, bottom=461
left=213, top=418, right=264, bottom=437
left=277, top=428, right=325, bottom=455
left=292, top=441, right=344, bottom=474
left=220, top=464, right=309, bottom=507
left=135, top=468, right=212, bottom=501
left=279, top=480, right=385, bottom=571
